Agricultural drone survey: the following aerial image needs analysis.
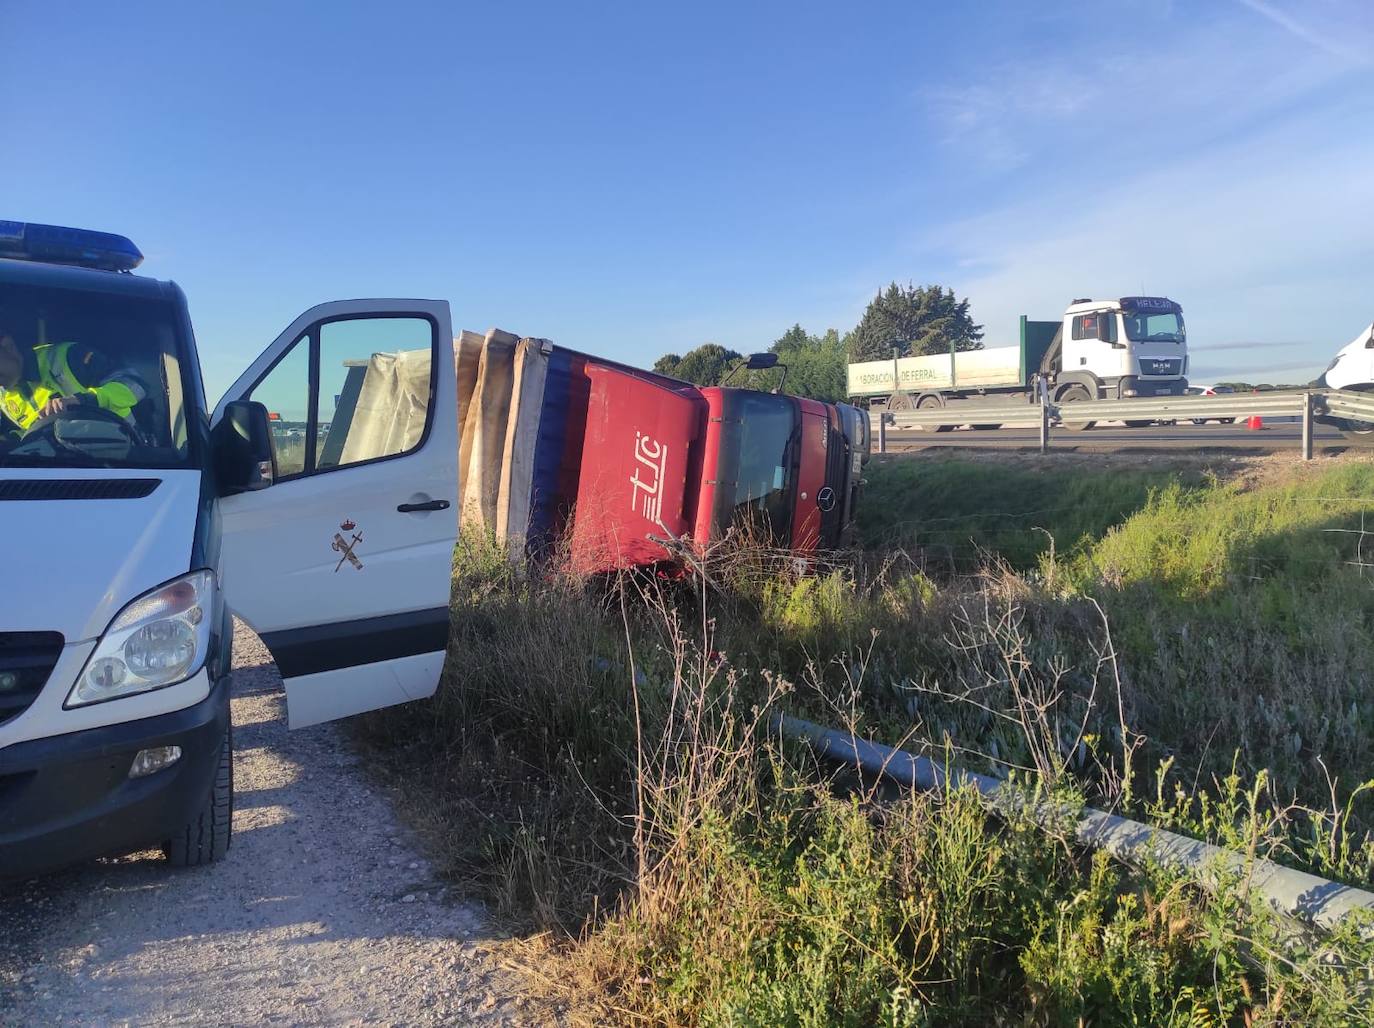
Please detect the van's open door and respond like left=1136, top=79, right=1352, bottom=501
left=212, top=300, right=457, bottom=728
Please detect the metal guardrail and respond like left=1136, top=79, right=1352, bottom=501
left=776, top=714, right=1374, bottom=938
left=1318, top=390, right=1374, bottom=424
left=874, top=389, right=1374, bottom=459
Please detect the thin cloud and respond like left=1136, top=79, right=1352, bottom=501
left=1235, top=0, right=1368, bottom=62
left=1194, top=340, right=1302, bottom=352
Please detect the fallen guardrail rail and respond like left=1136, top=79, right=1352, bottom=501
left=775, top=714, right=1374, bottom=938
left=874, top=390, right=1362, bottom=459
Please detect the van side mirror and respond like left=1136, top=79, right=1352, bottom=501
left=213, top=400, right=275, bottom=495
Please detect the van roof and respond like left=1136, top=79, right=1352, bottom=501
left=0, top=255, right=179, bottom=302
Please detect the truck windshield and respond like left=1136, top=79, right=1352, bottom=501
left=715, top=391, right=796, bottom=542
left=0, top=282, right=194, bottom=469
left=1123, top=311, right=1185, bottom=343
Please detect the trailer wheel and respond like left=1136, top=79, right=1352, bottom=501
left=887, top=392, right=915, bottom=412
left=164, top=721, right=233, bottom=867
left=917, top=394, right=952, bottom=432
left=1057, top=384, right=1096, bottom=431
left=1124, top=420, right=1152, bottom=428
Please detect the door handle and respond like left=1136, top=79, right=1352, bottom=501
left=397, top=499, right=450, bottom=513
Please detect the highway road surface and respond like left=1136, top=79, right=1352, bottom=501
left=883, top=419, right=1365, bottom=455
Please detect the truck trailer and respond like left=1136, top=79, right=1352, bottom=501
left=846, top=297, right=1190, bottom=429
left=0, top=220, right=868, bottom=879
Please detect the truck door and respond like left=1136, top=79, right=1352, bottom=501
left=213, top=300, right=458, bottom=728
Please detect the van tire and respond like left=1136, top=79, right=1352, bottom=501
left=163, top=722, right=233, bottom=867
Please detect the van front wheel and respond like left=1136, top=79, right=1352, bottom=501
left=163, top=722, right=233, bottom=867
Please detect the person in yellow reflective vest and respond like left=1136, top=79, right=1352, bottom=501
left=0, top=330, right=148, bottom=437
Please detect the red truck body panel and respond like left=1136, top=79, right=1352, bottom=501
left=568, top=365, right=706, bottom=573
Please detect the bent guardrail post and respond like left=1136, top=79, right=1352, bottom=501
left=773, top=713, right=1374, bottom=937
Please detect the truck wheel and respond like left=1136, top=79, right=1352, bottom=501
left=1057, top=385, right=1096, bottom=431
left=917, top=395, right=952, bottom=432
left=164, top=722, right=233, bottom=867
left=971, top=424, right=1002, bottom=430
left=887, top=392, right=915, bottom=412
left=1124, top=420, right=1152, bottom=428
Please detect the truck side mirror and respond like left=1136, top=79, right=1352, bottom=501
left=213, top=399, right=275, bottom=495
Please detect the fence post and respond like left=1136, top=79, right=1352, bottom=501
left=1302, top=392, right=1314, bottom=461
left=878, top=412, right=888, bottom=454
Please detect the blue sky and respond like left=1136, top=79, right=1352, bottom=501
left=3, top=0, right=1371, bottom=397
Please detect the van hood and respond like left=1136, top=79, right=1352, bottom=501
left=0, top=469, right=203, bottom=641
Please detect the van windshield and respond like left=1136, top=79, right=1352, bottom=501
left=0, top=283, right=194, bottom=469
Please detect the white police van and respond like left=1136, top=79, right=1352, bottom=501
left=0, top=222, right=458, bottom=875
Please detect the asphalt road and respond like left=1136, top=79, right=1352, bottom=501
left=884, top=419, right=1363, bottom=455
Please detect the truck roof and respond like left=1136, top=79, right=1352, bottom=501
left=0, top=255, right=180, bottom=303
left=1065, top=296, right=1181, bottom=315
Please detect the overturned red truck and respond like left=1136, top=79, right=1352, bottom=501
left=454, top=329, right=872, bottom=571
left=331, top=329, right=870, bottom=572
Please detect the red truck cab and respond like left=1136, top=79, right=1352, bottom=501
left=567, top=365, right=866, bottom=572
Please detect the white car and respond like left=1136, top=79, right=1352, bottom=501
left=1185, top=385, right=1236, bottom=425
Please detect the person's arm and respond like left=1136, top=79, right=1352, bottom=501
left=48, top=346, right=149, bottom=418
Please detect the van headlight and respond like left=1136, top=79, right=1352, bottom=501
left=1326, top=353, right=1344, bottom=372
left=67, top=570, right=215, bottom=707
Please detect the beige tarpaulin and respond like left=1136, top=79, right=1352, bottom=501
left=332, top=348, right=432, bottom=467
left=454, top=329, right=552, bottom=552
left=456, top=328, right=518, bottom=532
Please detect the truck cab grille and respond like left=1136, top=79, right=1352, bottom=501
left=1141, top=358, right=1183, bottom=377
left=0, top=632, right=64, bottom=727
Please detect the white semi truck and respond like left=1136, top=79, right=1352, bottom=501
left=846, top=297, right=1190, bottom=430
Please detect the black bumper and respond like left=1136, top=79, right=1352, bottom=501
left=1119, top=376, right=1187, bottom=398
left=0, top=676, right=229, bottom=879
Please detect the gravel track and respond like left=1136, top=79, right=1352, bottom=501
left=1, top=623, right=553, bottom=1026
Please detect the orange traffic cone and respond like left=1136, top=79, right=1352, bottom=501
left=1246, top=414, right=1264, bottom=430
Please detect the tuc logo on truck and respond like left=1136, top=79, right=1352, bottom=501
left=629, top=431, right=668, bottom=524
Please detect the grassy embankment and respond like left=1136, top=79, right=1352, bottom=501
left=355, top=453, right=1374, bottom=1025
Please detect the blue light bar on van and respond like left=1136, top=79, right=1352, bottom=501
left=0, top=220, right=143, bottom=272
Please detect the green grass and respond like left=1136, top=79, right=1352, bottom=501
left=857, top=453, right=1207, bottom=567
left=351, top=455, right=1374, bottom=1025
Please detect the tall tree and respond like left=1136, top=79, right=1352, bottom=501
left=848, top=283, right=984, bottom=362
left=653, top=343, right=742, bottom=385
